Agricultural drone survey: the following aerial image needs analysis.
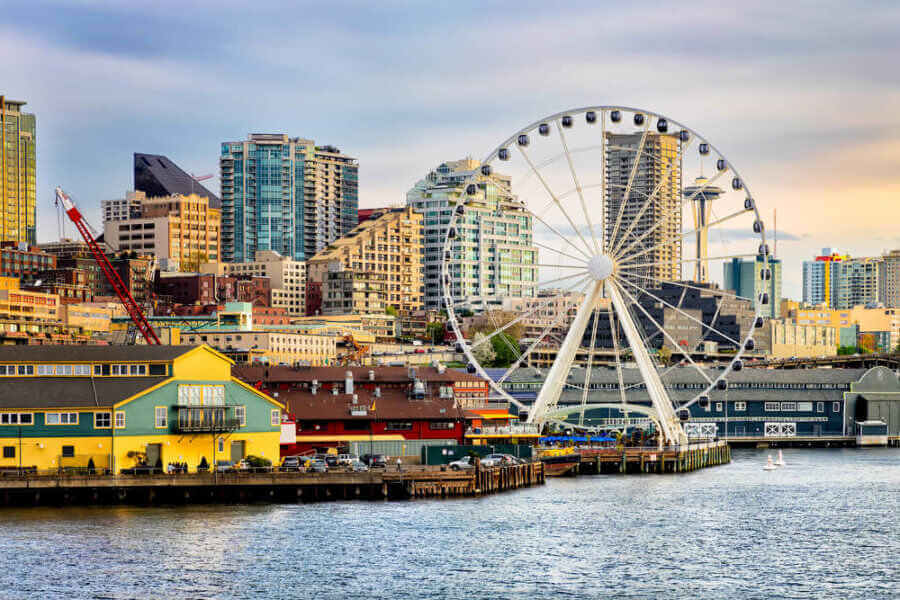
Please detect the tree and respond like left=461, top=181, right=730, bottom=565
left=385, top=305, right=399, bottom=317
left=837, top=346, right=857, bottom=356
left=490, top=332, right=520, bottom=367
left=471, top=332, right=496, bottom=367
left=658, top=346, right=673, bottom=367
left=425, top=321, right=446, bottom=344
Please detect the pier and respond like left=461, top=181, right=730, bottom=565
left=542, top=440, right=731, bottom=476
left=0, top=463, right=545, bottom=507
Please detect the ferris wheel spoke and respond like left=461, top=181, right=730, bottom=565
left=578, top=306, right=601, bottom=426
left=496, top=288, right=585, bottom=385
left=536, top=270, right=591, bottom=288
left=616, top=252, right=758, bottom=271
left=515, top=145, right=595, bottom=258
left=532, top=240, right=589, bottom=264
left=556, top=120, right=600, bottom=254
left=604, top=290, right=628, bottom=407
left=607, top=119, right=651, bottom=254
left=600, top=109, right=608, bottom=252
left=469, top=278, right=590, bottom=350
left=610, top=136, right=695, bottom=258
left=611, top=270, right=755, bottom=302
left=613, top=275, right=742, bottom=347
left=527, top=279, right=604, bottom=424
left=616, top=167, right=730, bottom=260
left=611, top=278, right=713, bottom=385
left=616, top=208, right=751, bottom=265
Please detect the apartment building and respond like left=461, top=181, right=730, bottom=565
left=103, top=191, right=221, bottom=270
left=0, top=96, right=36, bottom=245
left=306, top=206, right=423, bottom=319
left=407, top=158, right=537, bottom=310
left=605, top=132, right=682, bottom=284
left=222, top=250, right=306, bottom=316
left=219, top=134, right=358, bottom=262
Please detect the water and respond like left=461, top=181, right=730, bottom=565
left=0, top=448, right=898, bottom=599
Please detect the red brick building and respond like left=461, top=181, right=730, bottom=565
left=233, top=365, right=491, bottom=454
left=0, top=242, right=56, bottom=279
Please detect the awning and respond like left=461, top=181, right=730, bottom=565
left=469, top=410, right=518, bottom=420
left=288, top=434, right=407, bottom=443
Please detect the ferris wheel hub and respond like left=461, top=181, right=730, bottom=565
left=587, top=254, right=615, bottom=281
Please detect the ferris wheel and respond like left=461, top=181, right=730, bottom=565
left=442, top=106, right=771, bottom=446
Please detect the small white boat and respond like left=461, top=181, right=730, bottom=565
left=763, top=454, right=777, bottom=471
left=774, top=449, right=785, bottom=467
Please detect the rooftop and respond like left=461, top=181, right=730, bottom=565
left=0, top=377, right=168, bottom=409
left=234, top=365, right=488, bottom=385
left=0, top=345, right=200, bottom=363
left=282, top=387, right=462, bottom=421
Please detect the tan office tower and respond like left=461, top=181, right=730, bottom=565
left=0, top=96, right=36, bottom=245
left=604, top=132, right=681, bottom=284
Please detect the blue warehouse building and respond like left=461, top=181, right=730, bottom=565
left=486, top=366, right=900, bottom=446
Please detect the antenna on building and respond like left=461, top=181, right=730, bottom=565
left=774, top=208, right=778, bottom=258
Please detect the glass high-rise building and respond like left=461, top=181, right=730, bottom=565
left=0, top=96, right=36, bottom=245
left=407, top=158, right=537, bottom=310
left=219, top=134, right=358, bottom=263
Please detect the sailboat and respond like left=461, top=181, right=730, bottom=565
left=763, top=454, right=777, bottom=471
left=774, top=449, right=785, bottom=467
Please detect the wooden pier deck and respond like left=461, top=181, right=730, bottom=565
left=544, top=440, right=731, bottom=476
left=0, top=463, right=545, bottom=507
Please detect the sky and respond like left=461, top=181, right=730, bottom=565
left=3, top=0, right=899, bottom=299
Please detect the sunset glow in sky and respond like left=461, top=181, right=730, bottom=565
left=3, top=0, right=898, bottom=298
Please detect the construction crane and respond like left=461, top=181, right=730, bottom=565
left=54, top=187, right=161, bottom=345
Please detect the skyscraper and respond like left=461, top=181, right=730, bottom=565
left=604, top=132, right=682, bottom=284
left=833, top=257, right=882, bottom=309
left=879, top=249, right=900, bottom=308
left=407, top=158, right=537, bottom=310
left=723, top=256, right=782, bottom=318
left=219, top=134, right=358, bottom=263
left=802, top=248, right=850, bottom=307
left=0, top=96, right=36, bottom=245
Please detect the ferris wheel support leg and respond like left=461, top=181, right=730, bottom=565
left=606, top=281, right=687, bottom=446
left=528, top=280, right=604, bottom=424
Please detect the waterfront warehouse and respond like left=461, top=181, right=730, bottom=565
left=0, top=345, right=283, bottom=473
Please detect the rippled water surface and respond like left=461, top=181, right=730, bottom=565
left=0, top=448, right=898, bottom=599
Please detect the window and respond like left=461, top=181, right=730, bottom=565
left=61, top=446, right=75, bottom=458
left=154, top=406, right=168, bottom=428
left=94, top=365, right=102, bottom=376
left=817, top=402, right=824, bottom=413
left=271, top=409, right=281, bottom=427
left=46, top=412, right=78, bottom=425
left=764, top=402, right=780, bottom=412
left=2, top=446, right=14, bottom=459
left=430, top=421, right=455, bottom=430
left=386, top=422, right=412, bottom=431
left=17, top=365, right=33, bottom=375
left=37, top=365, right=53, bottom=376
left=94, top=412, right=111, bottom=428
left=217, top=437, right=225, bottom=453
left=734, top=402, right=746, bottom=411
left=234, top=406, right=246, bottom=427
left=780, top=402, right=797, bottom=412
left=797, top=402, right=813, bottom=412
left=115, top=411, right=125, bottom=428
left=56, top=365, right=73, bottom=376
left=19, top=413, right=32, bottom=425
left=832, top=402, right=840, bottom=413
left=73, top=365, right=91, bottom=376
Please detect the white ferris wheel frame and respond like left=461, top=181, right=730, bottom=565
left=441, top=105, right=770, bottom=446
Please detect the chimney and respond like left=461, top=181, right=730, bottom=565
left=368, top=369, right=375, bottom=381
left=332, top=387, right=338, bottom=396
left=311, top=383, right=317, bottom=395
left=375, top=386, right=381, bottom=398
left=345, top=370, right=354, bottom=395
left=352, top=393, right=358, bottom=404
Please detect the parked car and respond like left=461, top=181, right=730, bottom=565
left=481, top=454, right=513, bottom=467
left=501, top=454, right=526, bottom=465
left=412, top=340, right=423, bottom=346
left=215, top=460, right=236, bottom=473
left=337, top=454, right=354, bottom=466
left=323, top=455, right=339, bottom=468
left=414, top=348, right=425, bottom=354
left=349, top=459, right=369, bottom=472
left=361, top=454, right=387, bottom=468
left=449, top=456, right=475, bottom=470
left=280, top=456, right=303, bottom=471
left=307, top=459, right=328, bottom=473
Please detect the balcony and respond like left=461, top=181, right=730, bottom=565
left=174, top=406, right=241, bottom=433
